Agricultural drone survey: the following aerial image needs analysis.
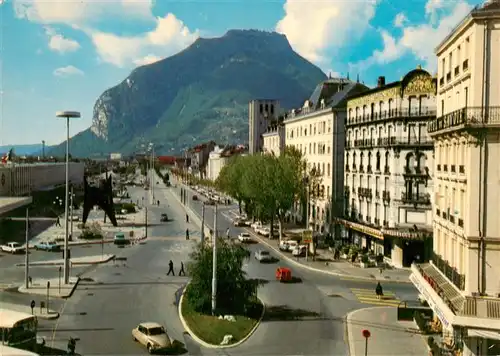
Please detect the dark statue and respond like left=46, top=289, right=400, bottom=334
left=82, top=174, right=118, bottom=227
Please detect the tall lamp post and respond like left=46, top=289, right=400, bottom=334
left=56, top=110, right=81, bottom=285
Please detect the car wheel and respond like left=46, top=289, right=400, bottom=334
left=133, top=337, right=137, bottom=342
left=147, top=343, right=153, bottom=354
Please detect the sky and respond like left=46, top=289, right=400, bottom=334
left=0, top=0, right=483, bottom=146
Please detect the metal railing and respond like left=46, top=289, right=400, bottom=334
left=432, top=253, right=466, bottom=291
left=428, top=106, right=500, bottom=133
left=347, top=107, right=436, bottom=126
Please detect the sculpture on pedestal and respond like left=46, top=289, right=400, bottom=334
left=82, top=174, right=118, bottom=227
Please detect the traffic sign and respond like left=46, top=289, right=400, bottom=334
left=362, top=329, right=371, bottom=338
left=302, top=230, right=313, bottom=244
left=30, top=300, right=35, bottom=314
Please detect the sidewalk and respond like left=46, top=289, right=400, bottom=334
left=18, top=276, right=80, bottom=299
left=347, top=306, right=428, bottom=356
left=16, top=254, right=115, bottom=267
left=249, top=230, right=411, bottom=283
left=1, top=302, right=59, bottom=320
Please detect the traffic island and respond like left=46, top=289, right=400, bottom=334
left=179, top=293, right=264, bottom=348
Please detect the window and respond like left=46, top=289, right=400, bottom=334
left=441, top=100, right=445, bottom=116
left=327, top=163, right=331, bottom=176
left=376, top=152, right=381, bottom=170
left=464, top=87, right=468, bottom=107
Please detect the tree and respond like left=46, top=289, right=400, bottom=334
left=185, top=239, right=255, bottom=315
left=216, top=156, right=245, bottom=214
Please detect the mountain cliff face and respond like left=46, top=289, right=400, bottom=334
left=49, top=30, right=327, bottom=157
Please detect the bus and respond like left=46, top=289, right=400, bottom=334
left=0, top=309, right=38, bottom=351
left=0, top=345, right=40, bottom=356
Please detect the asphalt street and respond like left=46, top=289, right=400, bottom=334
left=38, top=184, right=197, bottom=355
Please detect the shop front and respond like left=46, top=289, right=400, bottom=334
left=381, top=228, right=432, bottom=268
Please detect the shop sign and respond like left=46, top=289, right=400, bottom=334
left=302, top=230, right=312, bottom=244
left=350, top=223, right=384, bottom=240
left=410, top=274, right=450, bottom=328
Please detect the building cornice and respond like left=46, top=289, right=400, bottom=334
left=284, top=107, right=333, bottom=125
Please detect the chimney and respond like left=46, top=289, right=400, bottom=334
left=377, top=76, right=386, bottom=88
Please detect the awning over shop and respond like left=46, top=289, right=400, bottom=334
left=332, top=217, right=383, bottom=240
left=468, top=329, right=500, bottom=341
left=0, top=197, right=32, bottom=215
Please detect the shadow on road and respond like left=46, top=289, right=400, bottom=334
left=262, top=305, right=321, bottom=321
left=248, top=278, right=269, bottom=286
left=38, top=345, right=81, bottom=355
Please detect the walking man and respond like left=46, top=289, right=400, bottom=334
left=226, top=228, right=230, bottom=239
left=186, top=213, right=189, bottom=223
left=375, top=282, right=384, bottom=300
left=167, top=260, right=175, bottom=276
left=186, top=229, right=190, bottom=240
left=179, top=262, right=186, bottom=276
left=56, top=217, right=61, bottom=227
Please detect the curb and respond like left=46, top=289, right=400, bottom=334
left=250, top=232, right=412, bottom=284
left=16, top=255, right=116, bottom=267
left=37, top=312, right=60, bottom=320
left=178, top=287, right=265, bottom=349
left=346, top=306, right=390, bottom=356
left=65, top=276, right=81, bottom=298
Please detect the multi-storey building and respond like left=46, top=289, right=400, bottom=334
left=248, top=100, right=280, bottom=154
left=337, top=68, right=437, bottom=268
left=285, top=77, right=368, bottom=233
left=206, top=145, right=247, bottom=181
left=187, top=141, right=216, bottom=179
left=410, top=2, right=500, bottom=355
left=262, top=121, right=285, bottom=156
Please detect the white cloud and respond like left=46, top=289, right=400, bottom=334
left=276, top=0, right=378, bottom=67
left=89, top=14, right=199, bottom=67
left=350, top=0, right=473, bottom=74
left=13, top=0, right=155, bottom=26
left=53, top=65, right=84, bottom=77
left=394, top=12, right=408, bottom=27
left=134, top=54, right=162, bottom=66
left=45, top=27, right=80, bottom=54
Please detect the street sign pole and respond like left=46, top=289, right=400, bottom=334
left=58, top=266, right=62, bottom=293
left=211, top=204, right=218, bottom=315
left=362, top=329, right=371, bottom=356
left=46, top=281, right=50, bottom=312
left=24, top=207, right=29, bottom=289
left=201, top=203, right=205, bottom=245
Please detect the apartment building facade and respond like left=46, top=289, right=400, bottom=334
left=248, top=100, right=280, bottom=154
left=262, top=123, right=285, bottom=156
left=410, top=2, right=500, bottom=355
left=337, top=68, right=437, bottom=268
left=285, top=78, right=368, bottom=233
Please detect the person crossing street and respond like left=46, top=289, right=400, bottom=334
left=167, top=260, right=175, bottom=276
left=179, top=262, right=186, bottom=276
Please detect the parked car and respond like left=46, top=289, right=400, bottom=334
left=160, top=213, right=169, bottom=222
left=114, top=233, right=130, bottom=246
left=286, top=240, right=298, bottom=252
left=34, top=240, right=61, bottom=252
left=279, top=240, right=291, bottom=251
left=233, top=219, right=246, bottom=227
left=238, top=232, right=252, bottom=243
left=1, top=242, right=25, bottom=254
left=255, top=250, right=273, bottom=262
left=132, top=322, right=171, bottom=354
left=292, top=245, right=307, bottom=257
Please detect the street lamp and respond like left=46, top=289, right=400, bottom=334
left=56, top=110, right=81, bottom=285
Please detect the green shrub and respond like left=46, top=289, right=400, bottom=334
left=361, top=255, right=369, bottom=263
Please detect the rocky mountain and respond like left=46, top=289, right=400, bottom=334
left=48, top=29, right=327, bottom=157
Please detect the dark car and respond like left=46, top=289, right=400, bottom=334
left=160, top=213, right=169, bottom=222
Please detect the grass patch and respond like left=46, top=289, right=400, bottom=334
left=181, top=295, right=263, bottom=346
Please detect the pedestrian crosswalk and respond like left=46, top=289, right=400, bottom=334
left=350, top=287, right=402, bottom=307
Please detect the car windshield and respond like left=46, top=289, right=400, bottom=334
left=148, top=327, right=165, bottom=335
left=242, top=233, right=250, bottom=237
left=260, top=251, right=269, bottom=255
left=11, top=243, right=20, bottom=247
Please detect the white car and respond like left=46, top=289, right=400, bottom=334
left=238, top=232, right=252, bottom=243
left=279, top=240, right=291, bottom=251
left=286, top=240, right=298, bottom=252
left=259, top=227, right=270, bottom=237
left=132, top=322, right=171, bottom=353
left=1, top=242, right=25, bottom=254
left=292, top=245, right=308, bottom=257
left=255, top=250, right=273, bottom=262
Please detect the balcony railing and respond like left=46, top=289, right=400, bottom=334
left=375, top=190, right=380, bottom=198
left=359, top=165, right=365, bottom=173
left=384, top=166, right=390, bottom=175
left=383, top=220, right=389, bottom=227
left=375, top=136, right=434, bottom=147
left=347, top=107, right=437, bottom=126
left=344, top=186, right=350, bottom=195
left=428, top=106, right=500, bottom=134
left=345, top=164, right=350, bottom=172
left=374, top=218, right=380, bottom=226
left=451, top=165, right=456, bottom=173
left=459, top=165, right=465, bottom=174
left=443, top=164, right=448, bottom=172
left=432, top=252, right=466, bottom=291
left=382, top=190, right=390, bottom=202
left=404, top=166, right=429, bottom=176
left=358, top=187, right=373, bottom=199
left=400, top=192, right=431, bottom=205
left=367, top=165, right=372, bottom=173
left=437, top=164, right=441, bottom=171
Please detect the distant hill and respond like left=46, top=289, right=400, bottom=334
left=47, top=29, right=326, bottom=157
left=0, top=144, right=43, bottom=156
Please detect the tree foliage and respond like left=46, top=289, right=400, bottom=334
left=216, top=147, right=319, bottom=240
left=185, top=239, right=255, bottom=315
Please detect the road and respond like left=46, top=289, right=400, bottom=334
left=37, top=183, right=197, bottom=355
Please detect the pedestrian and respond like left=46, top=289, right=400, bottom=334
left=375, top=282, right=383, bottom=300
left=186, top=228, right=190, bottom=240
left=167, top=260, right=175, bottom=276
left=56, top=217, right=61, bottom=227
left=186, top=213, right=189, bottom=223
left=226, top=228, right=230, bottom=239
left=179, top=262, right=186, bottom=276
left=157, top=199, right=160, bottom=206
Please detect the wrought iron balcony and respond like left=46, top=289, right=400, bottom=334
left=432, top=252, right=466, bottom=291
left=384, top=166, right=390, bottom=175
left=354, top=138, right=374, bottom=148
left=374, top=218, right=380, bottom=226
left=367, top=165, right=372, bottom=173
left=344, top=186, right=350, bottom=195
left=428, top=106, right=500, bottom=134
left=383, top=220, right=389, bottom=227
left=358, top=188, right=373, bottom=199
left=400, top=192, right=431, bottom=205
left=403, top=166, right=429, bottom=176
left=347, top=107, right=437, bottom=127
left=345, top=164, right=350, bottom=172
left=359, top=165, right=364, bottom=173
